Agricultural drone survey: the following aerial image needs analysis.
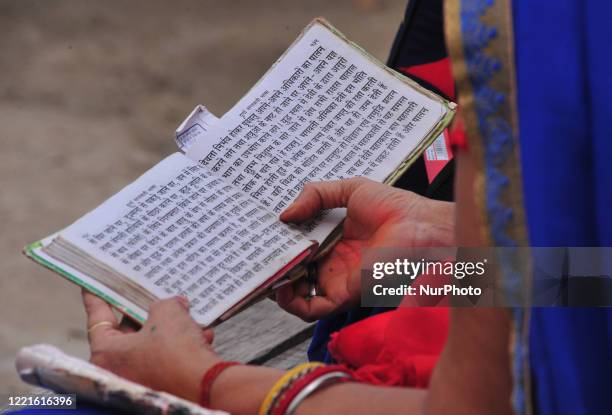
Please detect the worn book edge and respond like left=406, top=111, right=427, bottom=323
left=24, top=240, right=315, bottom=327
left=24, top=241, right=147, bottom=324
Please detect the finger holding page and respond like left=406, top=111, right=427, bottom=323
left=280, top=178, right=368, bottom=223
left=82, top=290, right=121, bottom=344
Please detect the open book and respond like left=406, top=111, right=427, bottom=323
left=25, top=18, right=455, bottom=327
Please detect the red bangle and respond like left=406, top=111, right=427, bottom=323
left=271, top=365, right=353, bottom=415
left=199, top=361, right=241, bottom=408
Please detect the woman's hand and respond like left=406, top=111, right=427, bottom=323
left=82, top=290, right=219, bottom=402
left=276, top=177, right=455, bottom=321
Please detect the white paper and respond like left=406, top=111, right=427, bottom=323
left=186, top=21, right=447, bottom=243
left=58, top=153, right=311, bottom=326
left=17, top=344, right=225, bottom=415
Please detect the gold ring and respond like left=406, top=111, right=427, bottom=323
left=87, top=321, right=114, bottom=332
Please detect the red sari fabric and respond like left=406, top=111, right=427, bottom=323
left=324, top=238, right=454, bottom=388
left=328, top=307, right=449, bottom=388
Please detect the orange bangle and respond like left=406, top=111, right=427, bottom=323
left=199, top=361, right=241, bottom=408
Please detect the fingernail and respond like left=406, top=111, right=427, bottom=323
left=280, top=204, right=296, bottom=219
left=177, top=296, right=190, bottom=309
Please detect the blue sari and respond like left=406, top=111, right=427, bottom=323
left=515, top=1, right=612, bottom=414
left=447, top=0, right=612, bottom=413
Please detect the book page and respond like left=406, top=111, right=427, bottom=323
left=56, top=153, right=312, bottom=326
left=185, top=20, right=449, bottom=243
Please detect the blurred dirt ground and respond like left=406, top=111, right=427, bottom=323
left=0, top=0, right=404, bottom=393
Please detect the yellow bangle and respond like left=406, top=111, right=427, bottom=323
left=258, top=362, right=324, bottom=415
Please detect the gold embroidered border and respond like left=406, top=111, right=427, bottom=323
left=444, top=1, right=532, bottom=413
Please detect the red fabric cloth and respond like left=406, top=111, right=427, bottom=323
left=400, top=57, right=468, bottom=152
left=400, top=58, right=455, bottom=100
left=327, top=307, right=448, bottom=388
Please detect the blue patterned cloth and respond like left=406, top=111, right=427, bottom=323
left=513, top=1, right=612, bottom=414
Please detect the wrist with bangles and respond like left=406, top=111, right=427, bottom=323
left=199, top=361, right=354, bottom=414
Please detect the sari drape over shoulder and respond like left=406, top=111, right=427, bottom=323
left=445, top=0, right=612, bottom=414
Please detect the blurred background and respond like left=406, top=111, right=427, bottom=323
left=0, top=0, right=405, bottom=392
